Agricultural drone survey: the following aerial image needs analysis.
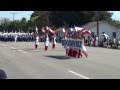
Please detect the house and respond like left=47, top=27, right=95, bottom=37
left=82, top=21, right=120, bottom=42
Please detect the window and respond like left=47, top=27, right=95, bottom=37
left=112, top=32, right=116, bottom=38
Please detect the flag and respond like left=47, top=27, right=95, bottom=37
left=74, top=26, right=91, bottom=35
left=82, top=29, right=91, bottom=35
left=74, top=27, right=85, bottom=32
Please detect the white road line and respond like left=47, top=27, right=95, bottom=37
left=68, top=70, right=90, bottom=79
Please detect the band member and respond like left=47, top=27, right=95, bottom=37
left=77, top=33, right=87, bottom=58
left=44, top=34, right=49, bottom=51
left=35, top=34, right=39, bottom=49
left=52, top=35, right=57, bottom=49
left=81, top=36, right=88, bottom=58
left=48, top=27, right=56, bottom=49
left=63, top=27, right=69, bottom=56
left=14, top=34, right=18, bottom=43
left=94, top=35, right=98, bottom=47
left=102, top=32, right=109, bottom=47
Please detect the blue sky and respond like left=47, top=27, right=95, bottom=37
left=0, top=11, right=33, bottom=20
left=110, top=11, right=120, bottom=21
left=0, top=11, right=120, bottom=21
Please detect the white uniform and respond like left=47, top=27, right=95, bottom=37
left=14, top=35, right=18, bottom=43
left=44, top=36, right=49, bottom=46
left=35, top=36, right=39, bottom=45
left=81, top=39, right=87, bottom=51
left=52, top=37, right=56, bottom=44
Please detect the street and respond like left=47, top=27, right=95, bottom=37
left=0, top=42, right=120, bottom=79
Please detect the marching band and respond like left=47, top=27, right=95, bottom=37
left=0, top=32, right=34, bottom=42
left=0, top=26, right=91, bottom=59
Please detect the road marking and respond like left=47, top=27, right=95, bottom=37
left=68, top=70, right=90, bottom=79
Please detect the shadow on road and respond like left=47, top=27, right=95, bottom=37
left=0, top=69, right=7, bottom=79
left=45, top=55, right=71, bottom=60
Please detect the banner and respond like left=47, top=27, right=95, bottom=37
left=61, top=39, right=82, bottom=49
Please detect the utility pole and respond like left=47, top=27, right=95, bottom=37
left=96, top=11, right=99, bottom=45
left=11, top=13, right=17, bottom=21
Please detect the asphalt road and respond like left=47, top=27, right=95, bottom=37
left=0, top=41, right=120, bottom=79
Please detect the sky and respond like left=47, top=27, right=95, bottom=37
left=110, top=11, right=120, bottom=21
left=0, top=11, right=33, bottom=21
left=0, top=11, right=120, bottom=21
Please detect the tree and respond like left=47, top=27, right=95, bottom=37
left=31, top=11, right=51, bottom=27
left=21, top=17, right=28, bottom=32
left=0, top=17, right=29, bottom=33
left=27, top=19, right=35, bottom=33
left=0, top=11, right=113, bottom=33
left=31, top=11, right=113, bottom=28
left=92, top=11, right=113, bottom=21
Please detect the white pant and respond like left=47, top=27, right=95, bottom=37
left=35, top=42, right=39, bottom=45
left=44, top=42, right=49, bottom=46
left=81, top=45, right=87, bottom=51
